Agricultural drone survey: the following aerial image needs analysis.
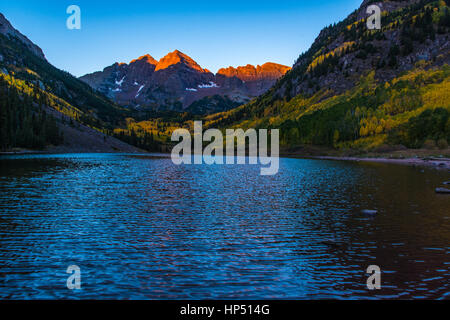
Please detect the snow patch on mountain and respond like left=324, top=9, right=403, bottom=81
left=115, top=76, right=125, bottom=86
left=198, top=82, right=219, bottom=89
left=135, top=85, right=145, bottom=98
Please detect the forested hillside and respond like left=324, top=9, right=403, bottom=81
left=0, top=15, right=156, bottom=152
left=0, top=74, right=62, bottom=150
left=204, top=0, right=450, bottom=153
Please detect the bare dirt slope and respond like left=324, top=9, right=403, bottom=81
left=44, top=106, right=144, bottom=154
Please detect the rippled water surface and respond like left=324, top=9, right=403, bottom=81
left=0, top=153, right=449, bottom=299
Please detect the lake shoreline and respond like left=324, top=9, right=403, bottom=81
left=2, top=148, right=450, bottom=170
left=308, top=155, right=450, bottom=170
left=0, top=147, right=146, bottom=155
left=281, top=146, right=450, bottom=170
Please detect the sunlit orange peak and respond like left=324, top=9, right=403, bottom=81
left=130, top=54, right=158, bottom=65
left=155, top=50, right=206, bottom=72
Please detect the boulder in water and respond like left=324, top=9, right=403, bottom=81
left=362, top=209, right=378, bottom=215
left=320, top=240, right=342, bottom=249
left=435, top=188, right=450, bottom=194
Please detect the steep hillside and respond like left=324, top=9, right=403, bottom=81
left=0, top=13, right=45, bottom=60
left=80, top=51, right=290, bottom=112
left=0, top=71, right=142, bottom=153
left=0, top=13, right=142, bottom=152
left=0, top=22, right=127, bottom=127
left=206, top=0, right=450, bottom=153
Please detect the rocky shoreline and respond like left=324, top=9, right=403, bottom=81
left=313, top=156, right=450, bottom=170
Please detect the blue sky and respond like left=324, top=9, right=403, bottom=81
left=2, top=0, right=362, bottom=77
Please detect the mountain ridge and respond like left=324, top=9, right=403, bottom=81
left=217, top=62, right=291, bottom=82
left=79, top=50, right=291, bottom=112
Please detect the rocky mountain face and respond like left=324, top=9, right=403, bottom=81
left=217, top=63, right=291, bottom=82
left=80, top=51, right=290, bottom=111
left=0, top=13, right=46, bottom=60
left=216, top=63, right=291, bottom=97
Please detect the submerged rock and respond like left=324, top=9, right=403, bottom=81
left=435, top=188, right=450, bottom=194
left=320, top=240, right=342, bottom=249
left=362, top=209, right=378, bottom=215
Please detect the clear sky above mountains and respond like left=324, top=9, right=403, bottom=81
left=2, top=0, right=362, bottom=77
